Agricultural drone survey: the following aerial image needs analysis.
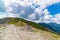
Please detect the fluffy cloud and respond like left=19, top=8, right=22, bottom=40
left=1, top=0, right=60, bottom=24
left=51, top=14, right=60, bottom=24
left=0, top=12, right=8, bottom=18
left=28, top=13, right=36, bottom=20
left=34, top=9, right=60, bottom=24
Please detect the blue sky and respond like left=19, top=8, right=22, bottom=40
left=47, top=3, right=60, bottom=15
left=0, top=0, right=7, bottom=18
left=0, top=0, right=5, bottom=12
left=0, top=0, right=60, bottom=24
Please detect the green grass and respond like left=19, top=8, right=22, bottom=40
left=5, top=17, right=49, bottom=31
left=5, top=18, right=25, bottom=26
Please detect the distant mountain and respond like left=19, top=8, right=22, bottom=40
left=39, top=23, right=60, bottom=34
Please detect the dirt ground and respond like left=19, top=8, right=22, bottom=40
left=0, top=24, right=52, bottom=40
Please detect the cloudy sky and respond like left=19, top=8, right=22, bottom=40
left=0, top=0, right=60, bottom=24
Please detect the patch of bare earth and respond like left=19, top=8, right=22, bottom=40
left=0, top=24, right=53, bottom=40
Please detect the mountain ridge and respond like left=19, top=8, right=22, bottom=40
left=39, top=23, right=60, bottom=34
left=0, top=17, right=60, bottom=40
left=0, top=17, right=49, bottom=31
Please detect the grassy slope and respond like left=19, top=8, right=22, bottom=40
left=2, top=17, right=60, bottom=40
left=5, top=17, right=49, bottom=31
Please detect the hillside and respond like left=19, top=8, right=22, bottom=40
left=0, top=17, right=60, bottom=40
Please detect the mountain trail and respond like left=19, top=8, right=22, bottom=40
left=0, top=24, right=53, bottom=40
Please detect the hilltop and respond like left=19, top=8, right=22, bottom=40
left=0, top=17, right=60, bottom=40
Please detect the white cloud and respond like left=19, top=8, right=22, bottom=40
left=0, top=12, right=8, bottom=18
left=6, top=6, right=13, bottom=12
left=32, top=9, right=60, bottom=24
left=34, top=9, right=53, bottom=23
left=3, top=0, right=19, bottom=7
left=51, top=14, right=60, bottom=24
left=54, top=14, right=60, bottom=18
left=7, top=13, right=18, bottom=17
left=1, top=0, right=60, bottom=24
left=28, top=13, right=36, bottom=20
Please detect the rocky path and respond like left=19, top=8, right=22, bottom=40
left=0, top=24, right=53, bottom=40
left=1, top=25, right=21, bottom=40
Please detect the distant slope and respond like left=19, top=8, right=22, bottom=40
left=39, top=23, right=60, bottom=34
